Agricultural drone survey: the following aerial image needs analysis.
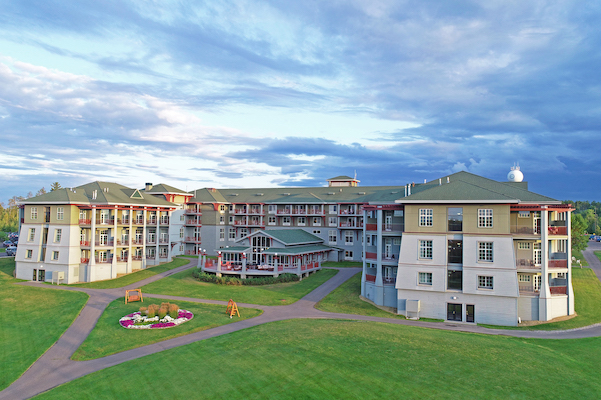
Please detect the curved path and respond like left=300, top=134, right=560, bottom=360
left=2, top=258, right=601, bottom=399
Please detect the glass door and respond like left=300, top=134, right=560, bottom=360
left=466, top=305, right=475, bottom=323
left=447, top=303, right=462, bottom=321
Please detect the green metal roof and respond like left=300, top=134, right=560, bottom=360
left=219, top=246, right=251, bottom=252
left=252, top=229, right=323, bottom=245
left=145, top=183, right=189, bottom=195
left=262, top=244, right=337, bottom=255
left=20, top=181, right=177, bottom=207
left=400, top=171, right=558, bottom=203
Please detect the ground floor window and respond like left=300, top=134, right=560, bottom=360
left=345, top=250, right=353, bottom=260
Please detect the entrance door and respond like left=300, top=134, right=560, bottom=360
left=447, top=303, right=462, bottom=321
left=384, top=213, right=392, bottom=231
left=534, top=275, right=541, bottom=292
left=38, top=269, right=46, bottom=282
left=466, top=305, right=475, bottom=323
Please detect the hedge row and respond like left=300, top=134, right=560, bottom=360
left=191, top=270, right=300, bottom=285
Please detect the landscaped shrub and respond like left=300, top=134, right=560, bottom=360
left=141, top=302, right=179, bottom=319
left=191, top=270, right=301, bottom=286
left=168, top=303, right=179, bottom=318
left=146, top=304, right=160, bottom=318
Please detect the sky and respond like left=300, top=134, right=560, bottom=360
left=1, top=0, right=600, bottom=203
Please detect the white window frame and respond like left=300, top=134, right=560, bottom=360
left=268, top=205, right=277, bottom=214
left=26, top=249, right=33, bottom=259
left=179, top=227, right=184, bottom=238
left=419, top=209, right=433, bottom=227
left=345, top=231, right=353, bottom=245
left=312, top=217, right=321, bottom=226
left=329, top=205, right=338, bottom=214
left=478, top=242, right=493, bottom=262
left=268, top=216, right=276, bottom=225
left=297, top=217, right=306, bottom=226
left=52, top=251, right=59, bottom=261
left=518, top=274, right=531, bottom=282
left=518, top=242, right=531, bottom=250
left=393, top=237, right=401, bottom=245
left=328, top=230, right=337, bottom=245
left=282, top=217, right=291, bottom=226
left=329, top=217, right=337, bottom=227
left=344, top=250, right=353, bottom=260
left=28, top=228, right=35, bottom=242
left=240, top=228, right=248, bottom=238
left=229, top=228, right=236, bottom=240
left=31, top=207, right=38, bottom=220
left=55, top=228, right=62, bottom=243
left=478, top=209, right=493, bottom=228
left=419, top=240, right=433, bottom=259
left=219, top=227, right=225, bottom=241
left=418, top=272, right=432, bottom=285
left=478, top=275, right=494, bottom=289
left=57, top=207, right=64, bottom=220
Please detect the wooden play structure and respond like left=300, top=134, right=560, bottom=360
left=125, top=289, right=144, bottom=304
left=226, top=299, right=240, bottom=318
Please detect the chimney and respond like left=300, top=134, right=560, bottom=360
left=145, top=182, right=153, bottom=191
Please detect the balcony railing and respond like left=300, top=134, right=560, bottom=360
left=79, top=219, right=91, bottom=225
left=132, top=255, right=143, bottom=261
left=80, top=257, right=89, bottom=264
left=516, top=259, right=538, bottom=268
left=160, top=218, right=169, bottom=225
left=80, top=240, right=90, bottom=247
left=185, top=208, right=202, bottom=215
left=95, top=257, right=113, bottom=264
left=549, top=259, right=568, bottom=268
left=550, top=286, right=567, bottom=295
left=185, top=219, right=202, bottom=225
left=365, top=252, right=377, bottom=260
left=365, top=274, right=376, bottom=283
left=307, top=209, right=325, bottom=215
left=159, top=254, right=168, bottom=258
left=277, top=209, right=291, bottom=215
left=339, top=222, right=364, bottom=229
left=185, top=236, right=202, bottom=243
left=132, top=239, right=143, bottom=245
left=119, top=217, right=130, bottom=224
left=95, top=240, right=114, bottom=247
left=159, top=238, right=169, bottom=244
left=365, top=223, right=404, bottom=232
left=548, top=226, right=568, bottom=235
left=97, top=218, right=115, bottom=225
left=383, top=277, right=395, bottom=285
left=147, top=219, right=157, bottom=225
left=511, top=226, right=541, bottom=235
left=134, top=217, right=145, bottom=224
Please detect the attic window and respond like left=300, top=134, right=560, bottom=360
left=327, top=192, right=335, bottom=195
left=103, top=187, right=109, bottom=192
left=131, top=190, right=143, bottom=199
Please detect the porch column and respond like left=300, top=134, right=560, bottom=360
left=297, top=255, right=302, bottom=277
left=196, top=248, right=202, bottom=269
left=89, top=206, right=96, bottom=282
left=567, top=209, right=575, bottom=315
left=142, top=208, right=147, bottom=269
left=539, top=207, right=551, bottom=321
left=274, top=253, right=279, bottom=277
left=375, top=208, right=384, bottom=305
left=361, top=207, right=367, bottom=297
left=111, top=205, right=118, bottom=279
left=127, top=206, right=133, bottom=273
left=217, top=251, right=222, bottom=277
left=241, top=252, right=247, bottom=279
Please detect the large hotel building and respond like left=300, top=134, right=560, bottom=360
left=15, top=170, right=574, bottom=326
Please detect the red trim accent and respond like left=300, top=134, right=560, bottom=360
left=511, top=204, right=574, bottom=212
left=362, top=204, right=404, bottom=211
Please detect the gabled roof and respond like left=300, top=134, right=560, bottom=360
left=189, top=188, right=229, bottom=203
left=398, top=171, right=558, bottom=204
left=262, top=244, right=337, bottom=255
left=20, top=181, right=177, bottom=207
left=144, top=183, right=189, bottom=195
left=327, top=175, right=354, bottom=181
left=243, top=229, right=323, bottom=246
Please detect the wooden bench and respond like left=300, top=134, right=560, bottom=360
left=125, top=289, right=143, bottom=304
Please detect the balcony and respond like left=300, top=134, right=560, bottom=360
left=365, top=251, right=377, bottom=260
left=548, top=226, right=568, bottom=235
left=79, top=219, right=91, bottom=225
left=132, top=255, right=143, bottom=261
left=95, top=257, right=113, bottom=264
left=339, top=222, right=364, bottom=229
left=518, top=285, right=539, bottom=296
left=307, top=209, right=325, bottom=215
left=147, top=239, right=157, bottom=245
left=383, top=277, right=396, bottom=285
left=80, top=240, right=91, bottom=247
left=116, top=256, right=128, bottom=262
left=365, top=223, right=404, bottom=232
left=119, top=217, right=130, bottom=225
left=184, top=208, right=202, bottom=215
left=185, top=219, right=202, bottom=226
left=365, top=274, right=376, bottom=283
left=185, top=236, right=202, bottom=244
left=277, top=209, right=291, bottom=215
left=97, top=218, right=115, bottom=226
left=132, top=239, right=143, bottom=245
left=160, top=218, right=169, bottom=225
left=80, top=257, right=89, bottom=264
left=291, top=209, right=307, bottom=215
left=511, top=226, right=541, bottom=235
left=95, top=240, right=114, bottom=247
left=159, top=254, right=168, bottom=259
left=550, top=286, right=567, bottom=295
left=549, top=259, right=568, bottom=269
left=147, top=219, right=157, bottom=225
left=516, top=259, right=539, bottom=269
left=159, top=238, right=169, bottom=244
left=116, top=239, right=129, bottom=246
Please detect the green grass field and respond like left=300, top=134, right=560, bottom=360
left=322, top=260, right=362, bottom=268
left=37, top=319, right=601, bottom=399
left=66, top=257, right=191, bottom=289
left=572, top=248, right=589, bottom=266
left=0, top=259, right=88, bottom=391
left=73, top=298, right=262, bottom=360
left=140, top=268, right=338, bottom=306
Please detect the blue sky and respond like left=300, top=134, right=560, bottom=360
left=1, top=0, right=600, bottom=202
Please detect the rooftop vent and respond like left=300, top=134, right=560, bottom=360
left=358, top=192, right=366, bottom=195
left=327, top=192, right=335, bottom=195
left=282, top=193, right=291, bottom=196
left=256, top=193, right=264, bottom=196
left=230, top=193, right=238, bottom=196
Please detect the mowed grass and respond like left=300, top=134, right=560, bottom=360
left=73, top=297, right=262, bottom=360
left=67, top=257, right=191, bottom=289
left=322, top=260, right=362, bottom=268
left=38, top=319, right=601, bottom=399
left=140, top=268, right=338, bottom=306
left=0, top=259, right=88, bottom=391
left=316, top=272, right=407, bottom=319
left=573, top=248, right=589, bottom=266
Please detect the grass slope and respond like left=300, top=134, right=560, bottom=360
left=37, top=319, right=601, bottom=399
left=73, top=298, right=262, bottom=360
left=67, top=257, right=190, bottom=289
left=0, top=259, right=88, bottom=391
left=141, top=268, right=337, bottom=306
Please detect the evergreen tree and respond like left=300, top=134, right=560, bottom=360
left=50, top=182, right=62, bottom=191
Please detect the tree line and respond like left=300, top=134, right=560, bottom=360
left=0, top=183, right=61, bottom=233
left=564, top=200, right=601, bottom=253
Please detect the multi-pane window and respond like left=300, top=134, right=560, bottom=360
left=345, top=231, right=353, bottom=244
left=229, top=228, right=236, bottom=239
left=478, top=242, right=493, bottom=262
left=268, top=216, right=276, bottom=225
left=268, top=205, right=277, bottom=214
left=31, top=207, right=38, bottom=220
left=478, top=209, right=493, bottom=228
left=219, top=228, right=225, bottom=241
left=28, top=228, right=35, bottom=241
left=478, top=275, right=494, bottom=289
left=179, top=227, right=184, bottom=238
left=240, top=228, right=248, bottom=238
left=26, top=250, right=33, bottom=259
left=418, top=272, right=432, bottom=285
left=55, top=229, right=62, bottom=243
left=518, top=242, right=531, bottom=250
left=393, top=237, right=401, bottom=245
left=329, top=205, right=338, bottom=214
left=329, top=217, right=337, bottom=226
left=344, top=250, right=353, bottom=259
left=219, top=216, right=225, bottom=224
left=419, top=240, right=433, bottom=259
left=297, top=217, right=306, bottom=226
left=313, top=217, right=321, bottom=226
left=219, top=205, right=226, bottom=212
left=328, top=230, right=337, bottom=244
left=52, top=251, right=59, bottom=261
left=518, top=274, right=531, bottom=282
left=282, top=217, right=291, bottom=226
left=419, top=209, right=433, bottom=227
left=57, top=207, right=64, bottom=220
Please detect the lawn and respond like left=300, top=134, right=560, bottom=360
left=316, top=272, right=408, bottom=319
left=0, top=258, right=88, bottom=391
left=72, top=297, right=262, bottom=360
left=37, top=319, right=601, bottom=399
left=572, top=248, right=588, bottom=266
left=66, top=257, right=191, bottom=289
left=140, top=268, right=338, bottom=306
left=322, top=260, right=362, bottom=268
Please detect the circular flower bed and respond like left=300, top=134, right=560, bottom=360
left=119, top=309, right=194, bottom=329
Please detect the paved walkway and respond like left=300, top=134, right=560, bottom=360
left=3, top=259, right=601, bottom=399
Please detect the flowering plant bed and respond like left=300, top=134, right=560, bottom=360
left=119, top=309, right=194, bottom=329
